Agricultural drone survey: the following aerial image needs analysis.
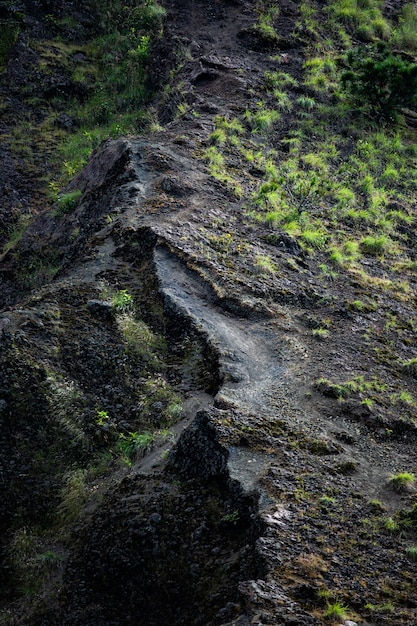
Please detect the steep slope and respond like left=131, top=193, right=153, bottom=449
left=1, top=0, right=417, bottom=624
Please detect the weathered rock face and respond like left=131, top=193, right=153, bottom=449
left=30, top=412, right=264, bottom=626
left=0, top=134, right=267, bottom=624
left=167, top=411, right=229, bottom=479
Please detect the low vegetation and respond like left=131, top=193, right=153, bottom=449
left=0, top=0, right=166, bottom=249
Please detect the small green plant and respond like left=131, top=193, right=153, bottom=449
left=301, top=228, right=327, bottom=250
left=318, top=264, right=338, bottom=280
left=177, top=102, right=190, bottom=117
left=163, top=401, right=183, bottom=421
left=391, top=3, right=417, bottom=51
left=116, top=314, right=163, bottom=365
left=252, top=4, right=280, bottom=45
left=368, top=499, right=385, bottom=513
left=315, top=378, right=350, bottom=399
left=312, top=327, right=329, bottom=339
left=303, top=56, right=338, bottom=94
left=296, top=95, right=316, bottom=110
left=390, top=390, right=415, bottom=405
left=204, top=146, right=226, bottom=178
left=320, top=495, right=337, bottom=507
left=247, top=106, right=280, bottom=134
left=35, top=550, right=63, bottom=564
left=221, top=509, right=240, bottom=525
left=209, top=127, right=227, bottom=146
left=348, top=299, right=378, bottom=313
left=273, top=90, right=293, bottom=112
left=112, top=289, right=134, bottom=311
left=264, top=71, right=298, bottom=89
left=96, top=410, right=110, bottom=427
left=255, top=254, right=276, bottom=274
left=315, top=375, right=386, bottom=400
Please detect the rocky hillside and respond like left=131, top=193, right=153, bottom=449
left=1, top=0, right=417, bottom=624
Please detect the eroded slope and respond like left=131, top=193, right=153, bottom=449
left=1, top=0, right=417, bottom=624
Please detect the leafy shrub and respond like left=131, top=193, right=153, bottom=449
left=111, top=289, right=134, bottom=311
left=341, top=43, right=417, bottom=120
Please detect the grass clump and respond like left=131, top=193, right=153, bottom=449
left=252, top=1, right=280, bottom=45
left=315, top=375, right=386, bottom=400
left=348, top=299, right=378, bottom=313
left=264, top=71, right=298, bottom=89
left=391, top=3, right=417, bottom=52
left=323, top=600, right=348, bottom=622
left=117, top=315, right=164, bottom=366
left=383, top=516, right=400, bottom=533
left=389, top=472, right=415, bottom=492
left=359, top=234, right=389, bottom=256
left=402, top=357, right=417, bottom=378
left=406, top=546, right=417, bottom=561
left=329, top=0, right=390, bottom=41
left=368, top=499, right=386, bottom=513
left=56, top=468, right=89, bottom=524
left=50, top=0, right=166, bottom=187
left=55, top=189, right=82, bottom=215
left=117, top=431, right=155, bottom=460
left=301, top=228, right=327, bottom=250
left=255, top=254, right=276, bottom=274
left=312, top=327, right=329, bottom=339
left=245, top=106, right=280, bottom=134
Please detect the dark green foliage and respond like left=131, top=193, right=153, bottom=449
left=341, top=43, right=417, bottom=120
left=72, top=0, right=166, bottom=129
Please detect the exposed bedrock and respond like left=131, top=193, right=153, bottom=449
left=0, top=137, right=286, bottom=625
